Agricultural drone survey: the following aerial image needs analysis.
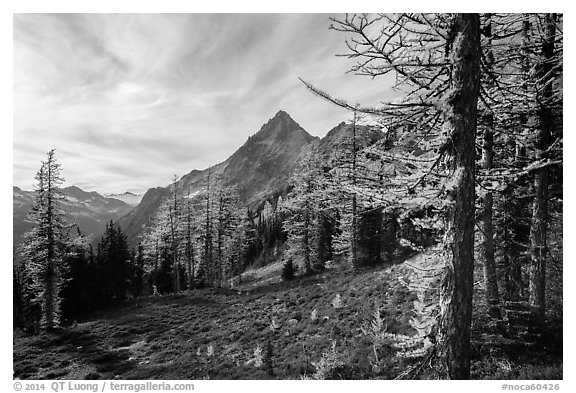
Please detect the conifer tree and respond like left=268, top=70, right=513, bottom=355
left=283, top=151, right=325, bottom=275
left=328, top=112, right=363, bottom=272
left=281, top=259, right=296, bottom=281
left=302, top=13, right=483, bottom=379
left=13, top=265, right=24, bottom=329
left=435, top=14, right=480, bottom=379
left=201, top=169, right=214, bottom=286
left=141, top=214, right=169, bottom=293
left=477, top=13, right=563, bottom=318
left=20, top=149, right=70, bottom=331
left=184, top=186, right=196, bottom=290
left=212, top=182, right=241, bottom=286
left=134, top=243, right=145, bottom=297
left=60, top=226, right=90, bottom=321
left=95, top=222, right=132, bottom=304
left=235, top=209, right=257, bottom=283
left=169, top=175, right=181, bottom=292
left=528, top=13, right=560, bottom=320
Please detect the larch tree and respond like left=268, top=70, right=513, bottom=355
left=141, top=211, right=169, bottom=293
left=143, top=191, right=177, bottom=293
left=528, top=13, right=560, bottom=320
left=283, top=150, right=324, bottom=275
left=202, top=169, right=215, bottom=286
left=434, top=14, right=481, bottom=379
left=213, top=182, right=241, bottom=286
left=20, top=149, right=70, bottom=331
left=322, top=112, right=371, bottom=271
left=479, top=13, right=563, bottom=317
left=301, top=13, right=482, bottom=379
left=184, top=185, right=196, bottom=290
left=168, top=175, right=181, bottom=292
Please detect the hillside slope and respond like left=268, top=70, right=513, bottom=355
left=13, top=251, right=562, bottom=380
left=13, top=259, right=416, bottom=380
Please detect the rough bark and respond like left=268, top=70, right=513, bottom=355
left=436, top=13, right=480, bottom=380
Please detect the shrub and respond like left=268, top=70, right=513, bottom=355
left=282, top=260, right=296, bottom=281
left=360, top=304, right=388, bottom=372
left=254, top=345, right=263, bottom=368
left=310, top=341, right=348, bottom=379
left=332, top=294, right=343, bottom=309
left=310, top=309, right=318, bottom=322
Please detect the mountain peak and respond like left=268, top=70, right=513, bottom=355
left=273, top=109, right=290, bottom=119
left=63, top=185, right=83, bottom=193
left=253, top=110, right=308, bottom=143
left=62, top=185, right=102, bottom=200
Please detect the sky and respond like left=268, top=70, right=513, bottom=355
left=13, top=13, right=396, bottom=195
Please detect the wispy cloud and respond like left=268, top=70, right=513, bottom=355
left=14, top=13, right=393, bottom=194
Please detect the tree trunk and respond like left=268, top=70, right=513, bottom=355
left=169, top=206, right=180, bottom=293
left=436, top=13, right=480, bottom=380
left=480, top=14, right=501, bottom=319
left=481, top=114, right=500, bottom=318
left=502, top=14, right=531, bottom=302
left=204, top=171, right=213, bottom=286
left=216, top=193, right=225, bottom=287
left=350, top=110, right=359, bottom=273
left=529, top=13, right=556, bottom=321
left=188, top=187, right=195, bottom=290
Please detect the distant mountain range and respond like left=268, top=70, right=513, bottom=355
left=106, top=192, right=143, bottom=206
left=13, top=185, right=134, bottom=248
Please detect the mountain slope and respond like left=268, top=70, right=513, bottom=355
left=13, top=185, right=134, bottom=248
left=221, top=110, right=318, bottom=202
left=119, top=110, right=318, bottom=246
left=318, top=121, right=385, bottom=160
left=115, top=187, right=169, bottom=246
